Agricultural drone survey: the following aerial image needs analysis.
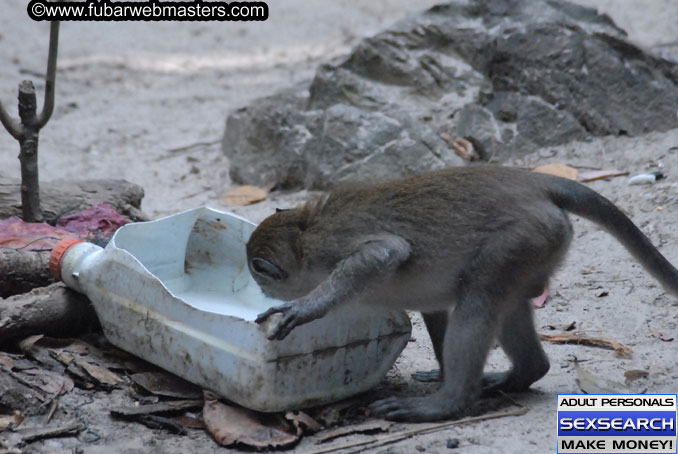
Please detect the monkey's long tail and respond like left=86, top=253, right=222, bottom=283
left=546, top=175, right=678, bottom=296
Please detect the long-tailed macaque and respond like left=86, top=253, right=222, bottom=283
left=247, top=166, right=678, bottom=422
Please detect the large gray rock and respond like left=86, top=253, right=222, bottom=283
left=223, top=0, right=678, bottom=189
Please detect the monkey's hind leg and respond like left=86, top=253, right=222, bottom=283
left=371, top=292, right=496, bottom=422
left=482, top=298, right=549, bottom=395
left=411, top=311, right=446, bottom=383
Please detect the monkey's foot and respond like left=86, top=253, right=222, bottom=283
left=481, top=371, right=531, bottom=396
left=411, top=368, right=442, bottom=383
left=369, top=395, right=466, bottom=422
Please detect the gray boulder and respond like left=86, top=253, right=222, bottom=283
left=223, top=0, right=678, bottom=189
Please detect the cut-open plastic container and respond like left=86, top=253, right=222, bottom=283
left=50, top=207, right=411, bottom=412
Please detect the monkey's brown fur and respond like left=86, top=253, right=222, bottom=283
left=247, top=166, right=678, bottom=422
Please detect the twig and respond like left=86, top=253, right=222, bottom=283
left=0, top=236, right=62, bottom=250
left=315, top=420, right=392, bottom=444
left=0, top=100, right=21, bottom=139
left=300, top=407, right=528, bottom=454
left=496, top=390, right=524, bottom=409
left=539, top=332, right=633, bottom=358
left=18, top=79, right=43, bottom=221
left=0, top=21, right=60, bottom=222
left=16, top=423, right=84, bottom=442
left=110, top=400, right=204, bottom=417
left=46, top=398, right=59, bottom=423
left=38, top=22, right=60, bottom=128
left=585, top=278, right=631, bottom=283
left=19, top=68, right=48, bottom=78
left=164, top=139, right=221, bottom=156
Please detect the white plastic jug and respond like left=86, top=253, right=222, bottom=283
left=50, top=207, right=411, bottom=412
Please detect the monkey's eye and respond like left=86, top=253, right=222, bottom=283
left=251, top=258, right=288, bottom=281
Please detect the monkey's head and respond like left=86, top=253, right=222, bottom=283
left=246, top=209, right=310, bottom=301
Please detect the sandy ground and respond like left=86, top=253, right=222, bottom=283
left=1, top=1, right=678, bottom=453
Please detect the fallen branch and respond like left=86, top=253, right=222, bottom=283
left=0, top=283, right=99, bottom=345
left=302, top=407, right=528, bottom=454
left=539, top=333, right=632, bottom=358
left=315, top=420, right=392, bottom=444
left=0, top=249, right=52, bottom=298
left=0, top=177, right=148, bottom=222
left=14, top=423, right=84, bottom=443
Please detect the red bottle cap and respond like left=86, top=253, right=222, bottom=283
left=49, top=238, right=84, bottom=280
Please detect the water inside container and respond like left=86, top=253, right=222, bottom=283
left=113, top=208, right=278, bottom=320
left=169, top=270, right=272, bottom=320
left=165, top=212, right=276, bottom=320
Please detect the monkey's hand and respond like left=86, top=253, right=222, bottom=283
left=255, top=296, right=328, bottom=341
left=256, top=234, right=411, bottom=341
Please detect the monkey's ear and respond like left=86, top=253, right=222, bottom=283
left=251, top=257, right=288, bottom=281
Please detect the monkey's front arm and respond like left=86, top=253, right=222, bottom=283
left=255, top=234, right=411, bottom=340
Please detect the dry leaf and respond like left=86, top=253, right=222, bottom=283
left=22, top=337, right=141, bottom=390
left=173, top=412, right=206, bottom=430
left=0, top=352, right=15, bottom=370
left=75, top=359, right=124, bottom=387
left=129, top=384, right=160, bottom=404
left=285, top=410, right=323, bottom=436
left=315, top=420, right=393, bottom=444
left=649, top=328, right=674, bottom=342
left=18, top=334, right=45, bottom=352
left=50, top=350, right=76, bottom=366
left=578, top=170, right=628, bottom=182
left=97, top=347, right=149, bottom=373
left=20, top=368, right=74, bottom=395
left=203, top=400, right=298, bottom=449
left=221, top=185, right=268, bottom=206
left=0, top=411, right=24, bottom=431
left=575, top=362, right=631, bottom=394
left=25, top=336, right=122, bottom=370
left=19, top=336, right=70, bottom=374
left=131, top=372, right=202, bottom=399
left=50, top=339, right=128, bottom=370
left=533, top=163, right=579, bottom=180
left=539, top=333, right=632, bottom=358
left=624, top=369, right=649, bottom=385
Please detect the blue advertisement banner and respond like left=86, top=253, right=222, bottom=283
left=558, top=411, right=677, bottom=437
